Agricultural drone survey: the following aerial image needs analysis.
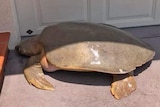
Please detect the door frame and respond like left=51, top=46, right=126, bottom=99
left=9, top=0, right=21, bottom=49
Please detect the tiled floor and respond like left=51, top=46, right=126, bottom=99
left=1, top=26, right=160, bottom=107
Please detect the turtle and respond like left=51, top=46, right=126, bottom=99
left=15, top=22, right=155, bottom=99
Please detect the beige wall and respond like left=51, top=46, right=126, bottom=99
left=0, top=0, right=20, bottom=49
left=0, top=0, right=12, bottom=32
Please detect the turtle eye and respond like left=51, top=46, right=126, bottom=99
left=21, top=48, right=27, bottom=54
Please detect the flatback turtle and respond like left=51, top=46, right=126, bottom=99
left=15, top=22, right=155, bottom=99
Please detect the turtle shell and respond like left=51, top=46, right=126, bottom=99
left=39, top=22, right=155, bottom=74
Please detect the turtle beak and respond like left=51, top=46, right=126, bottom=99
left=15, top=45, right=32, bottom=56
left=15, top=45, right=20, bottom=52
left=15, top=45, right=24, bottom=54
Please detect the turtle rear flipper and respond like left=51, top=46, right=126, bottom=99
left=24, top=56, right=54, bottom=90
left=111, top=72, right=136, bottom=99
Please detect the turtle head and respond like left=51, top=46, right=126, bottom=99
left=15, top=36, right=42, bottom=56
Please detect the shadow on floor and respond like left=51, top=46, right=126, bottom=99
left=4, top=49, right=154, bottom=87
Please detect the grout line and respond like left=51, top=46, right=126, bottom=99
left=140, top=36, right=160, bottom=39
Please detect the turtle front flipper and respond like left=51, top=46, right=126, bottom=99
left=111, top=71, right=136, bottom=99
left=24, top=55, right=54, bottom=90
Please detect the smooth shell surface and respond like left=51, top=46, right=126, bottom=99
left=39, top=22, right=155, bottom=74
